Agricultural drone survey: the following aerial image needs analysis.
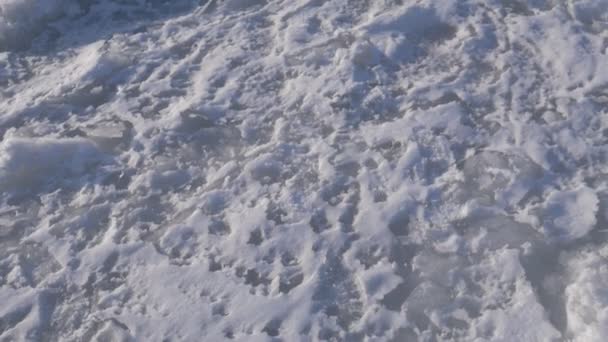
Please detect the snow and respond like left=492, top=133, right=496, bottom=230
left=543, top=187, right=599, bottom=243
left=564, top=246, right=608, bottom=341
left=1, top=0, right=608, bottom=340
left=0, top=0, right=80, bottom=50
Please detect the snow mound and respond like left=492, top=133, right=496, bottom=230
left=543, top=187, right=598, bottom=243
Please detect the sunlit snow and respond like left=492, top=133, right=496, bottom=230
left=1, top=0, right=608, bottom=341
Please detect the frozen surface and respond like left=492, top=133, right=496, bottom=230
left=1, top=0, right=608, bottom=341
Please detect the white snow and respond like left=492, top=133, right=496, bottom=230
left=1, top=0, right=608, bottom=340
left=564, top=246, right=608, bottom=341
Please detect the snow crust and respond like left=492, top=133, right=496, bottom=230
left=1, top=0, right=608, bottom=341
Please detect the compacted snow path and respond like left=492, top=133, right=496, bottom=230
left=1, top=0, right=608, bottom=340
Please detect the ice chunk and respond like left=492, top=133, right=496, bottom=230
left=460, top=151, right=543, bottom=207
left=81, top=119, right=132, bottom=153
left=0, top=136, right=107, bottom=195
left=457, top=214, right=542, bottom=252
left=469, top=249, right=561, bottom=341
left=542, top=187, right=598, bottom=243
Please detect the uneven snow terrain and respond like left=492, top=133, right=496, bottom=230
left=1, top=0, right=608, bottom=340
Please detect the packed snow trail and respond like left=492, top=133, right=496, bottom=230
left=1, top=0, right=608, bottom=341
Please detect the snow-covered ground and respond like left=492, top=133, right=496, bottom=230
left=1, top=0, right=608, bottom=340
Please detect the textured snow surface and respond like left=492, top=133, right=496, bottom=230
left=1, top=0, right=608, bottom=341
